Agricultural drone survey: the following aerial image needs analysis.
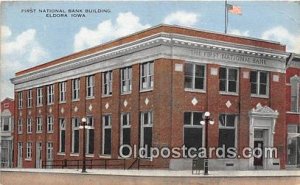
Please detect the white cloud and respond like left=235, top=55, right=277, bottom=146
left=228, top=29, right=249, bottom=37
left=0, top=26, right=49, bottom=101
left=261, top=26, right=300, bottom=53
left=163, top=11, right=199, bottom=27
left=74, top=12, right=151, bottom=52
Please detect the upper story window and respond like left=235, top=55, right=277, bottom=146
left=18, top=92, right=23, bottom=109
left=121, top=67, right=132, bottom=94
left=290, top=76, right=300, bottom=112
left=27, top=89, right=32, bottom=108
left=140, top=62, right=154, bottom=90
left=250, top=71, right=269, bottom=97
left=86, top=75, right=95, bottom=98
left=27, top=118, right=32, bottom=134
left=18, top=119, right=22, bottom=134
left=219, top=67, right=238, bottom=93
left=47, top=116, right=54, bottom=133
left=72, top=79, right=80, bottom=101
left=59, top=82, right=66, bottom=103
left=184, top=63, right=205, bottom=91
left=1, top=116, right=11, bottom=132
left=102, top=71, right=112, bottom=96
left=37, top=87, right=43, bottom=106
left=47, top=85, right=54, bottom=105
left=36, top=117, right=43, bottom=133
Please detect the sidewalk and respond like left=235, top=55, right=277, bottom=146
left=1, top=168, right=300, bottom=177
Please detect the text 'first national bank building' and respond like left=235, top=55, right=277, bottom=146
left=11, top=25, right=300, bottom=170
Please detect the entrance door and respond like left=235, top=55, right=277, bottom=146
left=17, top=142, right=22, bottom=167
left=36, top=142, right=42, bottom=168
left=254, top=141, right=264, bottom=167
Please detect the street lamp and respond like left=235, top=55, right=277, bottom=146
left=79, top=117, right=92, bottom=173
left=200, top=111, right=214, bottom=175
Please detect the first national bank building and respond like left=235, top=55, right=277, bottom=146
left=11, top=25, right=297, bottom=170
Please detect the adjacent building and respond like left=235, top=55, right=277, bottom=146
left=10, top=24, right=297, bottom=170
left=1, top=98, right=14, bottom=168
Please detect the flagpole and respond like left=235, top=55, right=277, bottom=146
left=225, top=0, right=228, bottom=34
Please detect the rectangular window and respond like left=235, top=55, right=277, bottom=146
left=47, top=85, right=54, bottom=105
left=27, top=89, right=32, bottom=108
left=287, top=125, right=300, bottom=166
left=18, top=119, right=23, bottom=134
left=102, top=71, right=113, bottom=96
left=140, top=111, right=153, bottom=158
left=18, top=92, right=23, bottom=108
left=120, top=113, right=131, bottom=156
left=26, top=142, right=32, bottom=159
left=47, top=142, right=53, bottom=161
left=72, top=79, right=80, bottom=100
left=102, top=115, right=112, bottom=155
left=37, top=87, right=43, bottom=106
left=59, top=118, right=66, bottom=153
left=59, top=82, right=66, bottom=103
left=218, top=114, right=237, bottom=158
left=290, top=77, right=300, bottom=112
left=36, top=117, right=42, bottom=133
left=140, top=62, right=154, bottom=90
left=184, top=63, right=205, bottom=91
left=72, top=118, right=80, bottom=153
left=184, top=112, right=203, bottom=156
left=250, top=71, right=269, bottom=96
left=1, top=116, right=11, bottom=131
left=47, top=116, right=54, bottom=133
left=219, top=67, right=238, bottom=93
left=27, top=118, right=32, bottom=133
left=17, top=142, right=23, bottom=167
left=86, top=116, right=94, bottom=154
left=121, top=67, right=132, bottom=94
left=86, top=75, right=95, bottom=98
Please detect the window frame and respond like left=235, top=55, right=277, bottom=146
left=59, top=118, right=66, bottom=153
left=26, top=142, right=32, bottom=160
left=290, top=76, right=300, bottom=112
left=27, top=89, right=32, bottom=108
left=140, top=62, right=154, bottom=91
left=86, top=116, right=94, bottom=155
left=184, top=62, right=206, bottom=92
left=250, top=71, right=269, bottom=97
left=219, top=67, right=239, bottom=94
left=18, top=119, right=23, bottom=134
left=140, top=111, right=153, bottom=158
left=71, top=117, right=80, bottom=154
left=46, top=142, right=53, bottom=161
left=18, top=92, right=23, bottom=109
left=102, top=114, right=112, bottom=155
left=120, top=112, right=131, bottom=147
left=86, top=75, right=95, bottom=98
left=121, top=67, right=132, bottom=94
left=102, top=71, right=113, bottom=96
left=36, top=117, right=43, bottom=133
left=72, top=78, right=80, bottom=101
left=47, top=116, right=54, bottom=133
left=59, top=81, right=66, bottom=103
left=47, top=85, right=54, bottom=105
left=37, top=87, right=43, bottom=106
left=27, top=118, right=32, bottom=134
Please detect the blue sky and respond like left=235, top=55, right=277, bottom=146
left=1, top=1, right=300, bottom=100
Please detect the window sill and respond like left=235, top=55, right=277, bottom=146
left=184, top=88, right=206, bottom=93
left=36, top=105, right=43, bottom=108
left=70, top=153, right=79, bottom=157
left=47, top=103, right=54, bottom=106
left=18, top=132, right=23, bottom=135
left=36, top=131, right=43, bottom=134
left=47, top=131, right=54, bottom=134
left=27, top=132, right=32, bottom=134
left=102, top=94, right=112, bottom=98
left=25, top=158, right=32, bottom=161
left=86, top=96, right=95, bottom=100
left=219, top=92, right=239, bottom=96
left=27, top=106, right=32, bottom=109
left=286, top=111, right=300, bottom=115
left=72, top=99, right=80, bottom=102
left=140, top=88, right=153, bottom=93
left=86, top=154, right=94, bottom=158
left=59, top=101, right=66, bottom=104
left=251, top=94, right=269, bottom=99
left=121, top=92, right=132, bottom=95
left=57, top=152, right=65, bottom=156
left=99, top=155, right=112, bottom=159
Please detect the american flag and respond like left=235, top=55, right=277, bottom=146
left=227, top=4, right=242, bottom=15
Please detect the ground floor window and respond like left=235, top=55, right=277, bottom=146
left=59, top=118, right=66, bottom=153
left=72, top=118, right=80, bottom=153
left=1, top=140, right=12, bottom=167
left=47, top=142, right=53, bottom=161
left=102, top=115, right=112, bottom=155
left=184, top=112, right=203, bottom=157
left=121, top=113, right=131, bottom=156
left=287, top=125, right=300, bottom=167
left=86, top=116, right=94, bottom=154
left=26, top=142, right=32, bottom=159
left=140, top=111, right=153, bottom=158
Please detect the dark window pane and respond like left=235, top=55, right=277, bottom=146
left=89, top=130, right=94, bottom=154
left=219, top=80, right=226, bottom=91
left=193, top=112, right=203, bottom=125
left=122, top=114, right=128, bottom=126
left=184, top=63, right=193, bottom=76
left=184, top=77, right=193, bottom=88
left=251, top=83, right=257, bottom=94
left=259, top=84, right=267, bottom=95
left=219, top=68, right=226, bottom=79
left=229, top=69, right=237, bottom=81
left=61, top=130, right=65, bottom=153
left=227, top=115, right=236, bottom=127
left=195, top=65, right=204, bottom=77
left=260, top=72, right=267, bottom=83
left=122, top=128, right=131, bottom=156
left=104, top=129, right=111, bottom=155
left=74, top=130, right=79, bottom=153
left=144, top=113, right=149, bottom=125
left=184, top=112, right=191, bottom=125
left=219, top=115, right=226, bottom=126
left=218, top=129, right=235, bottom=157
left=184, top=128, right=202, bottom=151
left=250, top=71, right=257, bottom=83
left=228, top=81, right=237, bottom=92
left=144, top=127, right=152, bottom=157
left=195, top=77, right=204, bottom=89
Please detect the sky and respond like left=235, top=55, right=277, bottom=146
left=1, top=1, right=300, bottom=101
